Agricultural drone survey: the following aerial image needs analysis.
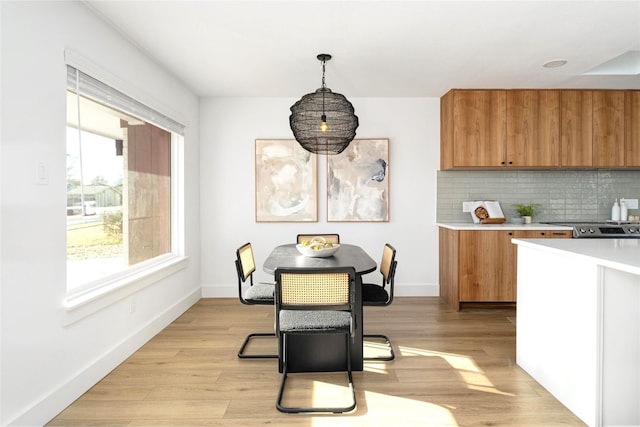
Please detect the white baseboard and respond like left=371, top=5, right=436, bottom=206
left=201, top=283, right=236, bottom=298
left=10, top=288, right=201, bottom=427
left=201, top=282, right=440, bottom=298
left=394, top=282, right=439, bottom=297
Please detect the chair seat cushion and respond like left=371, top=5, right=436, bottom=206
left=280, top=310, right=351, bottom=333
left=244, top=283, right=274, bottom=302
left=362, top=283, right=389, bottom=304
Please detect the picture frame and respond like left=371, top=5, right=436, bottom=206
left=255, top=139, right=318, bottom=222
left=327, top=138, right=389, bottom=222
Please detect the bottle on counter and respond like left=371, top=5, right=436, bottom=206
left=612, top=199, right=621, bottom=221
left=620, top=198, right=628, bottom=221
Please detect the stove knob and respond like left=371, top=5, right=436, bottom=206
left=579, top=227, right=586, bottom=233
left=588, top=228, right=595, bottom=233
left=630, top=228, right=637, bottom=233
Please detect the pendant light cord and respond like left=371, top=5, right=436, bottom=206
left=321, top=57, right=326, bottom=119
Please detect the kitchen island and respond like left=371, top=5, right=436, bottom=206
left=512, top=238, right=640, bottom=427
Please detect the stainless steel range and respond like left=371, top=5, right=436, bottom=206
left=543, top=221, right=640, bottom=238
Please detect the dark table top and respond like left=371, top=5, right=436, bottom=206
left=262, top=243, right=377, bottom=275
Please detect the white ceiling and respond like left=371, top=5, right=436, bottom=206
left=85, top=0, right=640, bottom=98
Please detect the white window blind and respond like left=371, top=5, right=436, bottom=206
left=66, top=65, right=185, bottom=136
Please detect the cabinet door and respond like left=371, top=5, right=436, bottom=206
left=545, top=230, right=573, bottom=238
left=512, top=230, right=546, bottom=238
left=513, top=230, right=572, bottom=239
left=440, top=91, right=454, bottom=170
left=458, top=231, right=515, bottom=302
left=593, top=91, right=625, bottom=167
left=452, top=90, right=507, bottom=167
left=561, top=91, right=593, bottom=167
left=507, top=90, right=560, bottom=167
left=625, top=91, right=640, bottom=167
left=438, top=227, right=460, bottom=310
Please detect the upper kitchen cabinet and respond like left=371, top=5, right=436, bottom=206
left=441, top=89, right=560, bottom=169
left=442, top=89, right=640, bottom=170
left=625, top=90, right=640, bottom=167
left=441, top=90, right=507, bottom=169
left=507, top=90, right=560, bottom=167
left=593, top=90, right=625, bottom=167
left=561, top=90, right=639, bottom=168
left=560, top=90, right=592, bottom=167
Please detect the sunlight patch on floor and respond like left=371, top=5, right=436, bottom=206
left=302, top=390, right=458, bottom=427
left=398, top=345, right=513, bottom=396
left=363, top=363, right=389, bottom=375
left=280, top=375, right=354, bottom=409
left=362, top=390, right=458, bottom=425
left=363, top=339, right=393, bottom=358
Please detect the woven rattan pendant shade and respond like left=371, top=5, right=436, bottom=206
left=289, top=54, right=359, bottom=155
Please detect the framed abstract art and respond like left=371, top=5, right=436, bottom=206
left=255, top=139, right=317, bottom=222
left=327, top=138, right=389, bottom=222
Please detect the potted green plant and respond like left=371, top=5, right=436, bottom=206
left=513, top=203, right=540, bottom=224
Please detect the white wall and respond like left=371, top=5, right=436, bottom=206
left=0, top=2, right=200, bottom=425
left=1, top=3, right=441, bottom=424
left=200, top=97, right=441, bottom=296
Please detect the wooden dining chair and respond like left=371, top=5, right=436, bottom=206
left=362, top=243, right=397, bottom=361
left=296, top=234, right=340, bottom=244
left=235, top=242, right=278, bottom=359
left=274, top=267, right=357, bottom=414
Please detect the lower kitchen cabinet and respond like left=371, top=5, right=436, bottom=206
left=439, top=227, right=571, bottom=310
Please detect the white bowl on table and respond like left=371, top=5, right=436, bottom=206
left=296, top=242, right=341, bottom=258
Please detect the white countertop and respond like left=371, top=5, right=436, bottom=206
left=437, top=222, right=573, bottom=231
left=512, top=238, right=640, bottom=275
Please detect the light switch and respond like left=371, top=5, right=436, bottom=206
left=462, top=201, right=474, bottom=212
left=36, top=161, right=48, bottom=185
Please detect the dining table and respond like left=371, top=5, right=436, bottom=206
left=263, top=243, right=377, bottom=373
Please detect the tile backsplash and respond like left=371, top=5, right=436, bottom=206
left=437, top=170, right=640, bottom=222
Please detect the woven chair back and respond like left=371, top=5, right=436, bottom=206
left=380, top=244, right=396, bottom=283
left=280, top=272, right=350, bottom=306
left=237, top=243, right=256, bottom=282
left=296, top=234, right=340, bottom=244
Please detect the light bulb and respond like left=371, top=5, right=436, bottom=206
left=320, top=114, right=328, bottom=132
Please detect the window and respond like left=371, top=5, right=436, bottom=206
left=66, top=65, right=184, bottom=297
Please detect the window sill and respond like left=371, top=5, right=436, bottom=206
left=61, top=255, right=189, bottom=326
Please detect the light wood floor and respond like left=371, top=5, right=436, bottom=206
left=48, top=297, right=585, bottom=426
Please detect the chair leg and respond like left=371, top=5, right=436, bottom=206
left=276, top=333, right=357, bottom=414
left=363, top=334, right=395, bottom=361
left=237, top=332, right=278, bottom=359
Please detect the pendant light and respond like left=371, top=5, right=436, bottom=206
left=289, top=54, right=359, bottom=155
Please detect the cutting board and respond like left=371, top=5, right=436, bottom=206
left=481, top=217, right=506, bottom=224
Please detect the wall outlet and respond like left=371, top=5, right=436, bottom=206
left=622, top=198, right=638, bottom=209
